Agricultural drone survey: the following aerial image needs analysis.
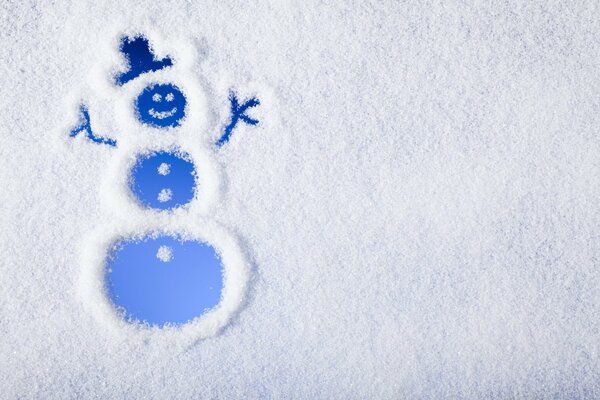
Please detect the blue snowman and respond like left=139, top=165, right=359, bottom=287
left=71, top=36, right=259, bottom=330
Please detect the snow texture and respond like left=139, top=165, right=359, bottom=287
left=157, top=162, right=170, bottom=175
left=157, top=188, right=173, bottom=202
left=156, top=245, right=173, bottom=263
left=1, top=1, right=600, bottom=399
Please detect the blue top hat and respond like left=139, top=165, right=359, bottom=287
left=115, top=36, right=173, bottom=86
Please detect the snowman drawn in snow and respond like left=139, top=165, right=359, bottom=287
left=70, top=35, right=259, bottom=339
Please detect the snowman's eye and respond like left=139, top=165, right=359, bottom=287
left=165, top=93, right=174, bottom=102
left=152, top=93, right=162, bottom=102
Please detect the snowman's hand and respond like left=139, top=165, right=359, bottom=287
left=216, top=92, right=260, bottom=147
left=69, top=105, right=117, bottom=147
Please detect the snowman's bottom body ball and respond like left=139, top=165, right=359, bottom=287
left=106, top=234, right=223, bottom=327
left=80, top=222, right=249, bottom=341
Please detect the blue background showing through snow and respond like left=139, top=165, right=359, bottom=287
left=130, top=151, right=196, bottom=210
left=106, top=235, right=223, bottom=326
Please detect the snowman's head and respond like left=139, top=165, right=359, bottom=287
left=136, top=83, right=186, bottom=128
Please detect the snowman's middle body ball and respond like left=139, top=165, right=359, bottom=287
left=129, top=150, right=196, bottom=210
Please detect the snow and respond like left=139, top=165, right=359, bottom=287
left=156, top=245, right=172, bottom=262
left=1, top=1, right=600, bottom=398
left=157, top=162, right=170, bottom=175
left=156, top=188, right=172, bottom=202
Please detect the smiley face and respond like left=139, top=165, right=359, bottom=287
left=130, top=150, right=196, bottom=210
left=136, top=83, right=186, bottom=128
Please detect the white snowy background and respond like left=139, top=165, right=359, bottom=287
left=1, top=1, right=600, bottom=398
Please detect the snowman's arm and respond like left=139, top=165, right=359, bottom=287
left=216, top=92, right=260, bottom=147
left=69, top=105, right=117, bottom=147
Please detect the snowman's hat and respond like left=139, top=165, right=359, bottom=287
left=115, top=36, right=173, bottom=86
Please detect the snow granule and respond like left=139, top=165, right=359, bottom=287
left=157, top=162, right=170, bottom=175
left=157, top=188, right=172, bottom=202
left=156, top=245, right=173, bottom=262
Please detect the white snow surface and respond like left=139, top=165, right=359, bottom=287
left=1, top=1, right=600, bottom=398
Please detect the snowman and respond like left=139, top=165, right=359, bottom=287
left=69, top=35, right=259, bottom=341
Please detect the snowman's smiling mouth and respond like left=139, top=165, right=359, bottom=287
left=148, top=107, right=177, bottom=119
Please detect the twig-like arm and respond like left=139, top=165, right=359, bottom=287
left=216, top=92, right=260, bottom=147
left=69, top=105, right=117, bottom=147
